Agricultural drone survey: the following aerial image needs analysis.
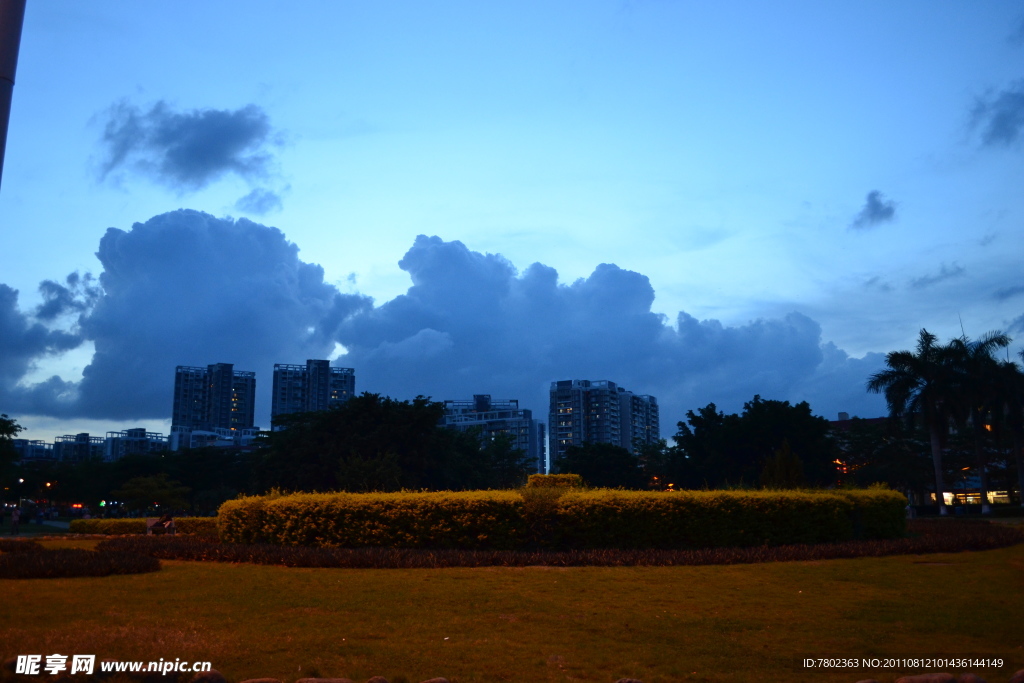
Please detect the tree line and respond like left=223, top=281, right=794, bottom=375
left=3, top=329, right=1024, bottom=514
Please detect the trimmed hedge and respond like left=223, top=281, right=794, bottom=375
left=0, top=548, right=161, bottom=579
left=527, top=474, right=582, bottom=488
left=69, top=517, right=219, bottom=536
left=217, top=488, right=907, bottom=550
left=0, top=539, right=44, bottom=553
left=832, top=488, right=908, bottom=539
left=552, top=489, right=906, bottom=549
left=218, top=491, right=527, bottom=549
left=96, top=519, right=1024, bottom=568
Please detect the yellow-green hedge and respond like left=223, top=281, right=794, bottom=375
left=216, top=488, right=906, bottom=549
left=218, top=491, right=526, bottom=549
left=527, top=474, right=582, bottom=488
left=69, top=517, right=218, bottom=536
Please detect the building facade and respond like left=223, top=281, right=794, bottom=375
left=172, top=363, right=256, bottom=432
left=548, top=379, right=660, bottom=463
left=271, top=360, right=355, bottom=427
left=169, top=425, right=261, bottom=451
left=104, top=428, right=168, bottom=460
left=52, top=433, right=105, bottom=461
left=619, top=391, right=660, bottom=454
left=12, top=439, right=54, bottom=461
left=442, top=394, right=546, bottom=474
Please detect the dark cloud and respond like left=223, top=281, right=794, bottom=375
left=98, top=101, right=280, bottom=191
left=235, top=188, right=284, bottom=215
left=972, top=81, right=1024, bottom=147
left=34, top=272, right=100, bottom=322
left=3, top=222, right=888, bottom=428
left=850, top=191, right=897, bottom=230
left=994, top=285, right=1024, bottom=301
left=909, top=263, right=966, bottom=290
left=0, top=285, right=83, bottom=413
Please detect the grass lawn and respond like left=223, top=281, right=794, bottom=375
left=2, top=540, right=1023, bottom=683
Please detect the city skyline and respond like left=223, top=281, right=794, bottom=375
left=2, top=2, right=1024, bottom=443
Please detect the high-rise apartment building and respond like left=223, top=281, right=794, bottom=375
left=271, top=360, right=355, bottom=426
left=441, top=394, right=546, bottom=473
left=548, top=379, right=659, bottom=463
left=171, top=363, right=256, bottom=431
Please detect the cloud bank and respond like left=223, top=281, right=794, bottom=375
left=98, top=101, right=280, bottom=191
left=0, top=211, right=888, bottom=432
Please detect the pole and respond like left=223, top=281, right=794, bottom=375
left=0, top=0, right=27, bottom=191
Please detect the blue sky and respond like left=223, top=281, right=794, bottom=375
left=2, top=1, right=1024, bottom=443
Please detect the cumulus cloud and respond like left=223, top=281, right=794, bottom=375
left=235, top=188, right=284, bottom=215
left=330, top=235, right=886, bottom=424
left=850, top=191, right=897, bottom=230
left=2, top=210, right=369, bottom=420
left=3, top=223, right=888, bottom=429
left=972, top=81, right=1024, bottom=147
left=98, top=101, right=280, bottom=191
left=909, top=263, right=966, bottom=290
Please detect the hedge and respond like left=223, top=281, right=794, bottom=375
left=216, top=488, right=906, bottom=550
left=0, top=548, right=161, bottom=579
left=551, top=489, right=906, bottom=549
left=218, top=491, right=527, bottom=549
left=69, top=517, right=219, bottom=536
left=527, top=474, right=582, bottom=488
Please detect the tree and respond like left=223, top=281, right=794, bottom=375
left=554, top=442, right=645, bottom=489
left=992, top=355, right=1024, bottom=507
left=867, top=329, right=959, bottom=514
left=112, top=474, right=190, bottom=513
left=760, top=439, right=805, bottom=489
left=0, top=414, right=23, bottom=501
left=945, top=331, right=1011, bottom=513
left=257, top=392, right=500, bottom=492
left=832, top=417, right=931, bottom=497
left=673, top=396, right=836, bottom=489
left=480, top=432, right=535, bottom=490
left=672, top=403, right=746, bottom=488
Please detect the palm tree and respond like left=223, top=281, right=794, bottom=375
left=945, top=332, right=1011, bottom=513
left=992, top=354, right=1024, bottom=508
left=867, top=329, right=958, bottom=515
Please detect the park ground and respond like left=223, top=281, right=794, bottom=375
left=1, top=536, right=1023, bottom=683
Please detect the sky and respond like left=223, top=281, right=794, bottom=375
left=2, top=1, right=1024, bottom=444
